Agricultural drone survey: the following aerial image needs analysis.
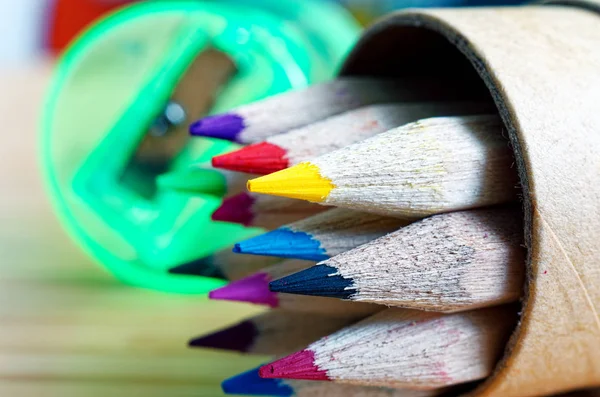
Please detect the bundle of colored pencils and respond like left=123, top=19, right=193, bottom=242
left=172, top=77, right=526, bottom=396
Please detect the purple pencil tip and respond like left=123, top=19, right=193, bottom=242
left=189, top=113, right=245, bottom=142
left=209, top=272, right=279, bottom=308
left=189, top=320, right=257, bottom=352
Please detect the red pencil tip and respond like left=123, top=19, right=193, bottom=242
left=259, top=350, right=329, bottom=381
left=208, top=272, right=279, bottom=308
left=212, top=193, right=255, bottom=226
left=212, top=142, right=289, bottom=175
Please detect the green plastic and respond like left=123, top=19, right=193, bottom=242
left=41, top=0, right=360, bottom=293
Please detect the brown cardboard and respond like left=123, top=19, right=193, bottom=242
left=339, top=2, right=600, bottom=396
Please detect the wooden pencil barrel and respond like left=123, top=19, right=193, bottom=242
left=339, top=2, right=600, bottom=396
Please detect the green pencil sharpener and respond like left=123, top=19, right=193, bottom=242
left=41, top=0, right=360, bottom=293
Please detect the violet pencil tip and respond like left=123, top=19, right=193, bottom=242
left=189, top=113, right=245, bottom=142
left=209, top=272, right=279, bottom=308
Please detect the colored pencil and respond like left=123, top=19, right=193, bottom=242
left=157, top=165, right=252, bottom=197
left=270, top=207, right=525, bottom=313
left=248, top=115, right=519, bottom=219
left=168, top=248, right=281, bottom=281
left=209, top=260, right=381, bottom=318
left=234, top=208, right=411, bottom=261
left=189, top=310, right=356, bottom=356
left=223, top=367, right=442, bottom=396
left=212, top=101, right=490, bottom=175
left=189, top=77, right=457, bottom=144
left=259, top=305, right=517, bottom=389
left=212, top=192, right=328, bottom=230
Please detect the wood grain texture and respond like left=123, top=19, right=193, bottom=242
left=319, top=207, right=525, bottom=312
left=264, top=306, right=517, bottom=389
left=340, top=2, right=600, bottom=395
left=206, top=77, right=449, bottom=144
left=284, top=208, right=411, bottom=258
left=269, top=101, right=490, bottom=167
left=312, top=115, right=517, bottom=218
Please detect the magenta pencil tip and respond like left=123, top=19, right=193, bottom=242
left=189, top=113, right=245, bottom=142
left=259, top=350, right=329, bottom=381
left=211, top=193, right=255, bottom=226
left=209, top=272, right=279, bottom=308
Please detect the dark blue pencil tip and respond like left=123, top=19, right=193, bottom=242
left=269, top=264, right=355, bottom=299
left=234, top=228, right=329, bottom=262
left=222, top=367, right=294, bottom=396
left=168, top=256, right=226, bottom=279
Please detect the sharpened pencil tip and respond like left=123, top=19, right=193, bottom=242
left=222, top=368, right=294, bottom=396
left=269, top=264, right=355, bottom=299
left=168, top=256, right=226, bottom=279
left=189, top=320, right=257, bottom=352
left=247, top=162, right=334, bottom=203
left=212, top=193, right=256, bottom=226
left=209, top=272, right=279, bottom=307
left=212, top=142, right=289, bottom=175
left=259, top=350, right=329, bottom=381
left=189, top=113, right=245, bottom=142
left=236, top=228, right=329, bottom=261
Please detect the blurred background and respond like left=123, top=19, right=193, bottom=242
left=0, top=0, right=531, bottom=65
left=0, top=2, right=268, bottom=396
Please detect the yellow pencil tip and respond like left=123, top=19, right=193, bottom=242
left=247, top=162, right=334, bottom=202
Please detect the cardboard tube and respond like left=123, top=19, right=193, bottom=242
left=339, top=2, right=600, bottom=396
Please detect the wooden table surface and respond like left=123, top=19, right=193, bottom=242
left=0, top=60, right=264, bottom=397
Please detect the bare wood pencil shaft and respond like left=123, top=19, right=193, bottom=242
left=244, top=311, right=358, bottom=356
left=272, top=101, right=491, bottom=166
left=288, top=208, right=411, bottom=256
left=213, top=249, right=281, bottom=281
left=285, top=380, right=443, bottom=397
left=250, top=195, right=329, bottom=230
left=314, top=306, right=516, bottom=389
left=263, top=305, right=517, bottom=390
left=321, top=207, right=525, bottom=312
left=248, top=115, right=520, bottom=219
left=208, top=77, right=464, bottom=144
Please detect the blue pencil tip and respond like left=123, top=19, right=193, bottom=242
left=235, top=228, right=329, bottom=262
left=269, top=264, right=355, bottom=299
left=222, top=367, right=294, bottom=396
